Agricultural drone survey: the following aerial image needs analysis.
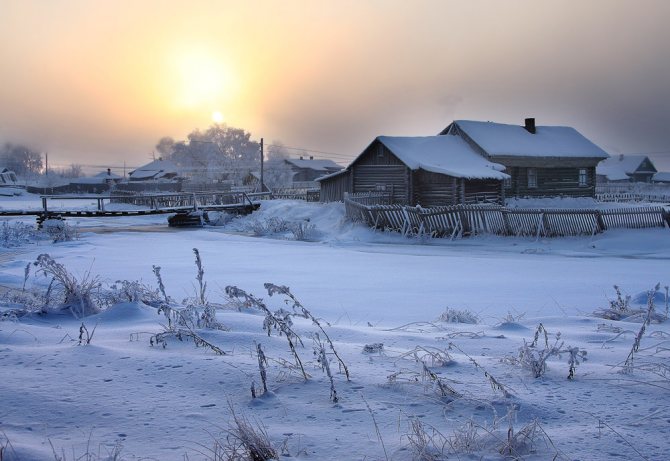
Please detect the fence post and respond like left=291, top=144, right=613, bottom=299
left=501, top=208, right=512, bottom=236
left=594, top=210, right=606, bottom=232
left=541, top=211, right=551, bottom=237
left=662, top=208, right=670, bottom=228
left=457, top=205, right=471, bottom=236
left=401, top=207, right=411, bottom=236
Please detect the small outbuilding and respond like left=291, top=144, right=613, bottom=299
left=318, top=135, right=509, bottom=206
left=652, top=172, right=670, bottom=184
left=284, top=157, right=343, bottom=183
left=128, top=159, right=181, bottom=181
left=68, top=169, right=124, bottom=193
left=0, top=167, right=19, bottom=186
left=596, top=154, right=658, bottom=183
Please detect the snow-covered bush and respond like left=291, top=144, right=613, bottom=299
left=436, top=307, right=480, bottom=324
left=289, top=219, right=317, bottom=241
left=0, top=221, right=38, bottom=248
left=41, top=218, right=78, bottom=243
left=240, top=217, right=319, bottom=241
left=33, top=253, right=102, bottom=318
left=205, top=210, right=235, bottom=226
left=594, top=283, right=668, bottom=322
left=248, top=217, right=290, bottom=236
left=508, top=324, right=587, bottom=379
left=106, top=280, right=164, bottom=307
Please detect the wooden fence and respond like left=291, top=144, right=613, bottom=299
left=344, top=193, right=670, bottom=238
left=596, top=183, right=670, bottom=203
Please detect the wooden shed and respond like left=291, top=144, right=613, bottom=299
left=441, top=119, right=609, bottom=198
left=318, top=135, right=509, bottom=206
left=284, top=157, right=343, bottom=182
left=596, top=154, right=658, bottom=183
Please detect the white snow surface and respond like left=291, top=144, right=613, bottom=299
left=1, top=196, right=670, bottom=460
left=377, top=135, right=509, bottom=179
left=453, top=120, right=610, bottom=159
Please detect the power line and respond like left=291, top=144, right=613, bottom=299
left=266, top=143, right=355, bottom=161
left=266, top=143, right=343, bottom=156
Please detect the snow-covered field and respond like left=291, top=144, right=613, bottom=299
left=1, top=194, right=669, bottom=460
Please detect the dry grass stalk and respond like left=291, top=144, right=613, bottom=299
left=264, top=283, right=350, bottom=380
left=226, top=285, right=307, bottom=380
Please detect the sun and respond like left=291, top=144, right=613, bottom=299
left=212, top=111, right=224, bottom=124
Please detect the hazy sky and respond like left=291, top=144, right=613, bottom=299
left=1, top=0, right=670, bottom=172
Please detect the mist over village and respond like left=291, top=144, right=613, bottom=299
left=1, top=1, right=670, bottom=460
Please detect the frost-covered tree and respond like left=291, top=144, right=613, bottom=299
left=263, top=142, right=294, bottom=188
left=163, top=124, right=260, bottom=184
left=53, top=164, right=84, bottom=179
left=0, top=143, right=43, bottom=176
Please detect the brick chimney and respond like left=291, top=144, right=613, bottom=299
left=524, top=118, right=536, bottom=134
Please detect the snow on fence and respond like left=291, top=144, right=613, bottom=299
left=596, top=183, right=670, bottom=203
left=344, top=192, right=670, bottom=238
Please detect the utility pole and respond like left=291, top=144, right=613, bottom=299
left=260, top=137, right=265, bottom=192
left=45, top=152, right=49, bottom=176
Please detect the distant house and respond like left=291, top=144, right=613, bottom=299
left=68, top=169, right=124, bottom=193
left=318, top=135, right=509, bottom=206
left=0, top=167, right=21, bottom=195
left=440, top=119, right=609, bottom=198
left=652, top=172, right=670, bottom=184
left=284, top=157, right=343, bottom=183
left=596, top=154, right=658, bottom=183
left=128, top=159, right=181, bottom=181
left=0, top=167, right=18, bottom=187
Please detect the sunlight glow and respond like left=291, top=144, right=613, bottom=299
left=172, top=49, right=235, bottom=110
left=212, top=111, right=224, bottom=124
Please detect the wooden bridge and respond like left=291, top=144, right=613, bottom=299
left=0, top=191, right=261, bottom=227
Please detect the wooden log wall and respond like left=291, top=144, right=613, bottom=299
left=506, top=166, right=596, bottom=198
left=319, top=172, right=351, bottom=202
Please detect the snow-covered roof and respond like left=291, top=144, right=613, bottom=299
left=70, top=177, right=110, bottom=185
left=652, top=172, right=670, bottom=183
left=285, top=158, right=343, bottom=171
left=451, top=120, right=610, bottom=159
left=129, top=159, right=180, bottom=180
left=377, top=135, right=509, bottom=179
left=94, top=170, right=122, bottom=180
left=596, top=155, right=656, bottom=182
left=315, top=169, right=349, bottom=182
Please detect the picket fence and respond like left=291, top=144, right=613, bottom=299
left=344, top=193, right=670, bottom=238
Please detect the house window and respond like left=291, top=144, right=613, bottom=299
left=503, top=176, right=512, bottom=189
left=527, top=168, right=537, bottom=188
left=578, top=168, right=588, bottom=187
